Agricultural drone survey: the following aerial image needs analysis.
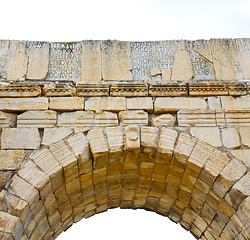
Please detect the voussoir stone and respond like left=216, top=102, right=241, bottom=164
left=49, top=97, right=84, bottom=111
left=231, top=150, right=250, bottom=169
left=154, top=97, right=207, bottom=113
left=1, top=128, right=40, bottom=149
left=0, top=98, right=48, bottom=111
left=0, top=150, right=25, bottom=170
left=85, top=97, right=126, bottom=112
left=42, top=127, right=73, bottom=145
left=190, top=127, right=222, bottom=147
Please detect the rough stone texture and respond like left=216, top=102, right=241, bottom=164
left=221, top=128, right=241, bottom=148
left=151, top=114, right=176, bottom=127
left=155, top=97, right=207, bottom=113
left=190, top=127, right=222, bottom=147
left=94, top=111, right=118, bottom=126
left=0, top=111, right=16, bottom=127
left=127, top=97, right=153, bottom=112
left=26, top=42, right=49, bottom=80
left=208, top=97, right=222, bottom=110
left=42, top=127, right=73, bottom=145
left=0, top=98, right=48, bottom=111
left=0, top=150, right=25, bottom=170
left=85, top=97, right=126, bottom=112
left=239, top=127, right=250, bottom=147
left=221, top=96, right=250, bottom=109
left=58, top=111, right=94, bottom=126
left=49, top=97, right=84, bottom=111
left=119, top=110, right=148, bottom=125
left=231, top=150, right=250, bottom=169
left=1, top=128, right=40, bottom=150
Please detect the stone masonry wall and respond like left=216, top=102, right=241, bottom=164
left=0, top=39, right=249, bottom=240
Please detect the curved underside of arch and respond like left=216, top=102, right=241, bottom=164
left=0, top=126, right=249, bottom=240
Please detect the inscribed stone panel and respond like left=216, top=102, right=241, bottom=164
left=46, top=42, right=81, bottom=81
left=131, top=41, right=179, bottom=80
left=0, top=40, right=9, bottom=79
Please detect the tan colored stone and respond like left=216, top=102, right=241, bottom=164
left=0, top=98, right=48, bottom=111
left=238, top=39, right=250, bottom=80
left=0, top=84, right=41, bottom=98
left=0, top=211, right=22, bottom=237
left=171, top=40, right=193, bottom=81
left=208, top=97, right=222, bottom=110
left=221, top=128, right=241, bottom=148
left=110, top=83, right=148, bottom=97
left=76, top=83, right=109, bottom=97
left=225, top=110, right=250, bottom=126
left=26, top=42, right=49, bottom=80
left=149, top=83, right=188, bottom=97
left=17, top=110, right=56, bottom=128
left=141, top=127, right=158, bottom=150
left=0, top=172, right=13, bottom=189
left=0, top=111, right=16, bottom=127
left=106, top=127, right=124, bottom=154
left=119, top=110, right=148, bottom=125
left=81, top=40, right=102, bottom=82
left=178, top=110, right=216, bottom=126
left=0, top=150, right=25, bottom=170
left=102, top=40, right=132, bottom=81
left=6, top=41, right=27, bottom=80
left=0, top=40, right=9, bottom=79
left=125, top=126, right=140, bottom=150
left=1, top=128, right=40, bottom=150
left=126, top=97, right=153, bottom=113
left=94, top=111, right=118, bottom=126
left=154, top=97, right=207, bottom=113
left=42, top=127, right=73, bottom=145
left=150, top=67, right=161, bottom=76
left=221, top=96, right=250, bottom=109
left=49, top=97, right=84, bottom=111
left=85, top=97, right=126, bottom=112
left=58, top=111, right=94, bottom=126
left=161, top=69, right=172, bottom=81
left=151, top=114, right=176, bottom=127
left=231, top=150, right=250, bottom=168
left=190, top=127, right=222, bottom=147
left=239, top=127, right=250, bottom=147
left=43, top=83, right=76, bottom=97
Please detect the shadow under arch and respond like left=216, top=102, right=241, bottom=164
left=0, top=126, right=249, bottom=240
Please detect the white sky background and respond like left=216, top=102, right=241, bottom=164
left=2, top=0, right=249, bottom=239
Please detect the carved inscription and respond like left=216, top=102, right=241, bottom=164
left=47, top=42, right=81, bottom=81
left=131, top=41, right=179, bottom=80
left=0, top=41, right=9, bottom=79
left=189, top=49, right=215, bottom=80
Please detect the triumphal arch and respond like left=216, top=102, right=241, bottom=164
left=0, top=39, right=249, bottom=239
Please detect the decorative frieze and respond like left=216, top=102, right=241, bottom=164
left=76, top=83, right=109, bottom=97
left=43, top=83, right=76, bottom=97
left=228, top=82, right=247, bottom=96
left=0, top=84, right=41, bottom=97
left=149, top=83, right=187, bottom=97
left=110, top=82, right=148, bottom=97
left=189, top=82, right=228, bottom=96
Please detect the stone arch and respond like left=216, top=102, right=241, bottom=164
left=0, top=126, right=249, bottom=240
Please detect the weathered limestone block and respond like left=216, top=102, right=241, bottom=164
left=228, top=81, right=247, bottom=96
left=106, top=127, right=124, bottom=154
left=110, top=83, right=148, bottom=97
left=17, top=110, right=57, bottom=128
left=239, top=127, right=250, bottom=147
left=221, top=128, right=241, bottom=148
left=42, top=127, right=73, bottom=145
left=43, top=83, right=76, bottom=97
left=171, top=40, right=193, bottom=81
left=231, top=150, right=250, bottom=169
left=177, top=110, right=216, bottom=126
left=151, top=114, right=176, bottom=127
left=87, top=128, right=108, bottom=169
left=0, top=98, right=48, bottom=111
left=189, top=82, right=228, bottom=96
left=6, top=41, right=27, bottom=81
left=190, top=127, right=222, bottom=147
left=102, top=40, right=132, bottom=81
left=0, top=211, right=23, bottom=238
left=149, top=83, right=187, bottom=97
left=126, top=97, right=153, bottom=113
left=119, top=110, right=148, bottom=125
left=238, top=39, right=250, bottom=80
left=0, top=150, right=25, bottom=170
left=221, top=96, right=250, bottom=109
left=125, top=126, right=140, bottom=150
left=26, top=41, right=49, bottom=80
left=213, top=159, right=247, bottom=198
left=158, top=128, right=178, bottom=158
left=58, top=111, right=94, bottom=126
left=81, top=40, right=102, bottom=82
left=0, top=111, right=16, bottom=127
left=76, top=83, right=109, bottom=97
left=85, top=97, right=126, bottom=112
left=1, top=128, right=40, bottom=150
left=208, top=97, right=222, bottom=110
left=225, top=110, right=250, bottom=126
left=94, top=111, right=118, bottom=126
left=154, top=97, right=207, bottom=113
left=0, top=84, right=41, bottom=98
left=49, top=97, right=84, bottom=111
left=0, top=40, right=9, bottom=79
left=141, top=127, right=158, bottom=151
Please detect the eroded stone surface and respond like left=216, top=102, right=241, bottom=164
left=42, top=127, right=73, bottom=145
left=0, top=150, right=25, bottom=170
